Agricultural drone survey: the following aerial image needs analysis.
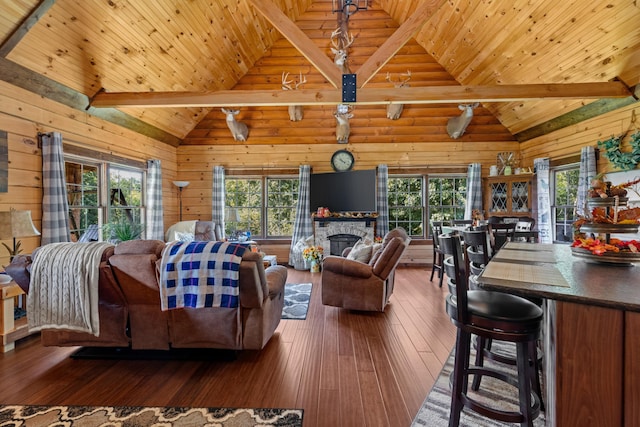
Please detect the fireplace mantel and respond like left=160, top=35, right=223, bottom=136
left=313, top=216, right=377, bottom=256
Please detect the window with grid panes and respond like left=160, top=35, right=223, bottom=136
left=388, top=176, right=424, bottom=237
left=225, top=177, right=299, bottom=238
left=66, top=159, right=144, bottom=242
left=552, top=166, right=579, bottom=242
left=427, top=175, right=467, bottom=237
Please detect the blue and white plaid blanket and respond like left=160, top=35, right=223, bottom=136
left=159, top=241, right=247, bottom=310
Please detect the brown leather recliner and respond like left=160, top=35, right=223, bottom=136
left=321, top=227, right=410, bottom=311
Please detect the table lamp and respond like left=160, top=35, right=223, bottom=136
left=225, top=207, right=241, bottom=239
left=0, top=209, right=41, bottom=259
left=173, top=181, right=190, bottom=221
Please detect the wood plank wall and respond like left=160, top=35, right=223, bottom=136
left=0, top=80, right=178, bottom=266
left=1, top=76, right=638, bottom=265
left=521, top=102, right=640, bottom=174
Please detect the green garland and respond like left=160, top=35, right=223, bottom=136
left=597, top=130, right=640, bottom=171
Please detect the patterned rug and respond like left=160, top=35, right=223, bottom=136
left=412, top=341, right=546, bottom=426
left=0, top=405, right=303, bottom=426
left=281, top=283, right=312, bottom=320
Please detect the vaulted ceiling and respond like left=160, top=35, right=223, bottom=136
left=1, top=0, right=639, bottom=147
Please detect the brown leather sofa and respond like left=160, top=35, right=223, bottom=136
left=321, top=227, right=411, bottom=311
left=7, top=240, right=287, bottom=351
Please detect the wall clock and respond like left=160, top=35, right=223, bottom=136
left=331, top=149, right=355, bottom=172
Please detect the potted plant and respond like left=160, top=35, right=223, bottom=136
left=104, top=220, right=144, bottom=244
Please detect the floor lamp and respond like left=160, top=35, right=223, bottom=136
left=173, top=181, right=190, bottom=221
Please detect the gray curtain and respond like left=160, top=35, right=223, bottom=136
left=376, top=164, right=389, bottom=237
left=212, top=166, right=226, bottom=238
left=464, top=163, right=483, bottom=219
left=146, top=159, right=164, bottom=240
left=289, top=165, right=313, bottom=267
left=39, top=132, right=70, bottom=244
left=534, top=157, right=552, bottom=243
left=576, top=146, right=596, bottom=217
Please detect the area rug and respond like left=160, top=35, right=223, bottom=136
left=281, top=283, right=312, bottom=320
left=412, top=341, right=546, bottom=426
left=0, top=405, right=303, bottom=427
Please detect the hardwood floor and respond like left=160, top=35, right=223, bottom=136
left=0, top=267, right=456, bottom=427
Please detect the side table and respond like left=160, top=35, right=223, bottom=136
left=1, top=281, right=31, bottom=352
left=262, top=255, right=277, bottom=268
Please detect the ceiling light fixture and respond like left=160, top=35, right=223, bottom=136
left=332, top=0, right=368, bottom=18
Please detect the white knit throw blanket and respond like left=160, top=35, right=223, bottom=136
left=27, top=242, right=114, bottom=336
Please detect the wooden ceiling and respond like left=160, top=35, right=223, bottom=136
left=1, top=0, right=639, bottom=147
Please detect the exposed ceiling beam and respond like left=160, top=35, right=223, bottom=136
left=515, top=86, right=640, bottom=142
left=0, top=0, right=56, bottom=58
left=0, top=57, right=182, bottom=147
left=357, top=0, right=447, bottom=88
left=91, top=81, right=633, bottom=108
left=247, top=0, right=343, bottom=89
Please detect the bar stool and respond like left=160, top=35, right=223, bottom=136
left=440, top=233, right=543, bottom=427
left=430, top=221, right=446, bottom=287
left=462, top=230, right=544, bottom=409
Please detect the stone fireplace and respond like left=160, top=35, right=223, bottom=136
left=314, top=217, right=376, bottom=256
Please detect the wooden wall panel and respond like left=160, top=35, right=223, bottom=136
left=520, top=103, right=640, bottom=174
left=0, top=80, right=177, bottom=265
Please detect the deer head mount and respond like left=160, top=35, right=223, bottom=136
left=446, top=103, right=479, bottom=139
left=281, top=71, right=307, bottom=121
left=334, top=104, right=354, bottom=144
left=330, top=28, right=354, bottom=74
left=221, top=108, right=249, bottom=142
left=385, top=71, right=411, bottom=120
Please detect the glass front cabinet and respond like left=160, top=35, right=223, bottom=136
left=484, top=174, right=533, bottom=218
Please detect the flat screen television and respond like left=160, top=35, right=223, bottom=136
left=309, top=169, right=377, bottom=213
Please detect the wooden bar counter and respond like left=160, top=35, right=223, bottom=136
left=476, top=242, right=640, bottom=427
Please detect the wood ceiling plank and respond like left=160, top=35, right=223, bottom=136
left=0, top=0, right=56, bottom=58
left=247, top=0, right=342, bottom=88
left=357, top=0, right=447, bottom=87
left=0, top=57, right=182, bottom=146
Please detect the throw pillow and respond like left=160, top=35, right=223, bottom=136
left=175, top=231, right=195, bottom=242
left=346, top=239, right=373, bottom=263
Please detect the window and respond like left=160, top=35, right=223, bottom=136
left=66, top=160, right=100, bottom=242
left=226, top=178, right=263, bottom=238
left=427, top=175, right=467, bottom=236
left=225, top=176, right=299, bottom=239
left=552, top=166, right=579, bottom=242
left=388, top=176, right=424, bottom=237
left=66, top=157, right=145, bottom=242
left=266, top=177, right=299, bottom=237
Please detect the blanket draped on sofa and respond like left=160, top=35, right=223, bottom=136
left=27, top=242, right=114, bottom=336
left=159, top=241, right=246, bottom=310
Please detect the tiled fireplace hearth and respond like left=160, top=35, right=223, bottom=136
left=314, top=217, right=376, bottom=256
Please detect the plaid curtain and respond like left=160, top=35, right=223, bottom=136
left=212, top=166, right=226, bottom=238
left=146, top=159, right=164, bottom=240
left=289, top=165, right=313, bottom=267
left=464, top=163, right=483, bottom=219
left=534, top=158, right=552, bottom=243
left=376, top=164, right=389, bottom=237
left=39, top=132, right=70, bottom=244
left=576, top=146, right=596, bottom=217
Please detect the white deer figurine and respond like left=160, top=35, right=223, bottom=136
left=334, top=105, right=354, bottom=144
left=330, top=28, right=354, bottom=74
left=446, top=103, right=479, bottom=139
left=221, top=108, right=248, bottom=142
left=385, top=71, right=411, bottom=120
left=281, top=71, right=307, bottom=122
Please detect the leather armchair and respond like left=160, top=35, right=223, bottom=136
left=321, top=227, right=410, bottom=311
